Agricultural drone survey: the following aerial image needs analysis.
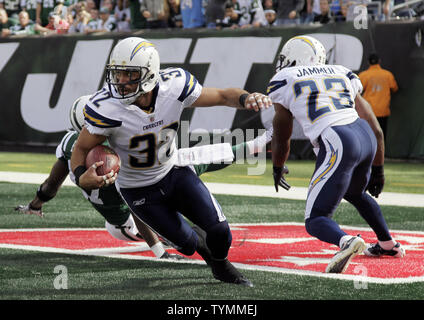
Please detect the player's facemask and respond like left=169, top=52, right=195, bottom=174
left=106, top=66, right=150, bottom=99
left=275, top=55, right=297, bottom=72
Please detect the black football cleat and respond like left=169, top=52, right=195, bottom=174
left=210, top=258, right=254, bottom=287
left=193, top=225, right=253, bottom=287
left=192, top=225, right=213, bottom=265
left=364, top=242, right=405, bottom=258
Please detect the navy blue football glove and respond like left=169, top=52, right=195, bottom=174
left=273, top=165, right=290, bottom=192
left=367, top=165, right=385, bottom=198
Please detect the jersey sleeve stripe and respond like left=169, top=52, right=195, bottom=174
left=266, top=79, right=287, bottom=95
left=61, top=131, right=78, bottom=161
left=346, top=71, right=358, bottom=80
left=84, top=105, right=122, bottom=128
left=178, top=70, right=198, bottom=102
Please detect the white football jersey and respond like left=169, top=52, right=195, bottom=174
left=83, top=67, right=202, bottom=188
left=235, top=0, right=267, bottom=26
left=267, top=64, right=362, bottom=146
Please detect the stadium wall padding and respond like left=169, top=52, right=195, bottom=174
left=0, top=21, right=423, bottom=159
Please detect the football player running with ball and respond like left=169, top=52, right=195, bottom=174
left=16, top=94, right=278, bottom=259
left=70, top=37, right=272, bottom=287
left=269, top=35, right=405, bottom=274
left=16, top=95, right=186, bottom=260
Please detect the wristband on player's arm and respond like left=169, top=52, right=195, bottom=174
left=36, top=185, right=55, bottom=203
left=239, top=93, right=249, bottom=108
left=73, top=165, right=87, bottom=187
left=371, top=165, right=384, bottom=176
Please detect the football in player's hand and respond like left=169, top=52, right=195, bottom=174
left=85, top=145, right=120, bottom=176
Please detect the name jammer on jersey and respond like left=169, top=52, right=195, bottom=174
left=296, top=66, right=336, bottom=77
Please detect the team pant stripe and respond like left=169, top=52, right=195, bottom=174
left=305, top=127, right=343, bottom=220
left=209, top=193, right=226, bottom=222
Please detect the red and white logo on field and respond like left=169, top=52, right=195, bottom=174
left=1, top=223, right=423, bottom=283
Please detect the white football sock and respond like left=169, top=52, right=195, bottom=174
left=339, top=235, right=354, bottom=248
left=150, top=242, right=166, bottom=258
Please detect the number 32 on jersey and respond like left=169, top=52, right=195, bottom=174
left=129, top=122, right=179, bottom=169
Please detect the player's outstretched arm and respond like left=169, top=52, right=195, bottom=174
left=191, top=87, right=272, bottom=111
left=15, top=158, right=69, bottom=218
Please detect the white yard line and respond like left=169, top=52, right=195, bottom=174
left=1, top=171, right=423, bottom=207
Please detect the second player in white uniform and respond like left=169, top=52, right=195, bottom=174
left=270, top=35, right=405, bottom=274
left=268, top=64, right=361, bottom=147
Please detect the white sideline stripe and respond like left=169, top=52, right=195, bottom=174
left=1, top=171, right=423, bottom=208
left=1, top=242, right=422, bottom=284
left=231, top=262, right=424, bottom=284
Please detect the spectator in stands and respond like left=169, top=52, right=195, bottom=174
left=264, top=8, right=276, bottom=24
left=128, top=0, right=146, bottom=29
left=205, top=0, right=226, bottom=28
left=300, top=0, right=314, bottom=23
left=89, top=7, right=99, bottom=21
left=85, top=6, right=117, bottom=33
left=235, top=0, right=267, bottom=28
left=339, top=2, right=348, bottom=20
left=310, top=0, right=322, bottom=21
left=0, top=7, right=17, bottom=37
left=100, top=0, right=115, bottom=12
left=70, top=1, right=92, bottom=32
left=36, top=10, right=69, bottom=33
left=166, top=0, right=182, bottom=28
left=36, top=0, right=64, bottom=26
left=85, top=0, right=97, bottom=14
left=274, top=0, right=305, bottom=26
left=330, top=0, right=344, bottom=21
left=0, top=0, right=21, bottom=18
left=114, top=0, right=131, bottom=31
left=221, top=1, right=240, bottom=28
left=140, top=0, right=168, bottom=29
left=180, top=0, right=205, bottom=28
left=359, top=53, right=398, bottom=141
left=7, top=9, right=38, bottom=35
left=65, top=10, right=76, bottom=32
left=21, top=0, right=38, bottom=22
left=313, top=0, right=332, bottom=23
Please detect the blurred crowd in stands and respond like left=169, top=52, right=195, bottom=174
left=0, top=0, right=423, bottom=37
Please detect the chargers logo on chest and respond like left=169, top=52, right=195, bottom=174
left=142, top=119, right=164, bottom=131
